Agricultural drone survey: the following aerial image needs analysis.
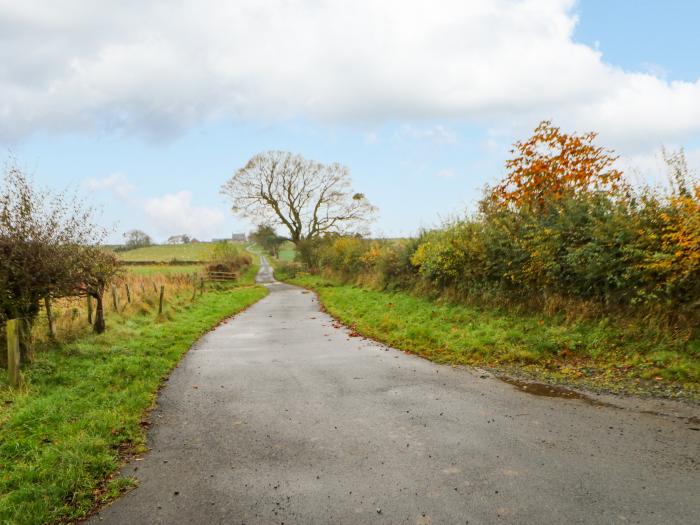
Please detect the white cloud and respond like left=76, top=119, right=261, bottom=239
left=400, top=125, right=457, bottom=144
left=435, top=169, right=456, bottom=178
left=1, top=0, right=699, bottom=150
left=144, top=191, right=227, bottom=240
left=83, top=172, right=134, bottom=198
left=364, top=131, right=380, bottom=144
left=620, top=146, right=700, bottom=188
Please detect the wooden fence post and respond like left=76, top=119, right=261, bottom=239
left=111, top=285, right=119, bottom=311
left=158, top=285, right=165, bottom=315
left=7, top=319, right=21, bottom=387
left=200, top=277, right=204, bottom=296
left=44, top=296, right=55, bottom=339
left=87, top=295, right=93, bottom=325
left=125, top=283, right=131, bottom=304
left=152, top=282, right=158, bottom=294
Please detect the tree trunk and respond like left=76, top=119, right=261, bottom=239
left=6, top=319, right=21, bottom=387
left=45, top=296, right=55, bottom=339
left=93, top=293, right=106, bottom=334
left=87, top=295, right=93, bottom=325
left=18, top=318, right=33, bottom=363
left=158, top=285, right=165, bottom=315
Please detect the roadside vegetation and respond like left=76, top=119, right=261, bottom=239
left=0, top=281, right=266, bottom=524
left=0, top=164, right=267, bottom=524
left=283, top=273, right=698, bottom=397
left=272, top=122, right=700, bottom=398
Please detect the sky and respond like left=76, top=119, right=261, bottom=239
left=1, top=0, right=699, bottom=242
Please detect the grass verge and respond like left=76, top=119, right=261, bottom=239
left=285, top=274, right=700, bottom=400
left=0, top=285, right=267, bottom=525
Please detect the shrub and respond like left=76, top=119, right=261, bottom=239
left=209, top=242, right=252, bottom=274
left=287, top=124, right=700, bottom=329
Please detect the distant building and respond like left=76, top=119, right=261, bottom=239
left=167, top=234, right=191, bottom=244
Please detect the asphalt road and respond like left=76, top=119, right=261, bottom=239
left=255, top=255, right=275, bottom=284
left=91, top=265, right=700, bottom=524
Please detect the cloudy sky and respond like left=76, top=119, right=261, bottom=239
left=2, top=0, right=699, bottom=241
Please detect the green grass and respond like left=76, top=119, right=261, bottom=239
left=248, top=241, right=296, bottom=263
left=285, top=274, right=700, bottom=399
left=125, top=264, right=205, bottom=276
left=0, top=285, right=267, bottom=525
left=276, top=242, right=296, bottom=262
left=117, top=242, right=241, bottom=262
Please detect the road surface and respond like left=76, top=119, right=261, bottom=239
left=90, top=264, right=700, bottom=524
left=255, top=255, right=275, bottom=284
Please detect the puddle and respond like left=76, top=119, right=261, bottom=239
left=500, top=377, right=611, bottom=407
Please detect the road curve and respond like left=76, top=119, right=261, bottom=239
left=90, top=281, right=700, bottom=524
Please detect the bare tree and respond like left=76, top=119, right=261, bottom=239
left=221, top=151, right=376, bottom=243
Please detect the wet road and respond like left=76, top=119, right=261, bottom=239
left=91, top=267, right=700, bottom=524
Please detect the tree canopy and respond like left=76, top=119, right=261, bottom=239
left=123, top=229, right=152, bottom=249
left=0, top=164, right=105, bottom=322
left=250, top=224, right=285, bottom=257
left=490, top=120, right=624, bottom=209
left=221, top=151, right=376, bottom=243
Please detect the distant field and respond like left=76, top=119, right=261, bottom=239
left=117, top=242, right=238, bottom=262
left=277, top=241, right=296, bottom=261
left=126, top=264, right=205, bottom=276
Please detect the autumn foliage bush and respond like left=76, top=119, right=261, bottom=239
left=301, top=122, right=700, bottom=329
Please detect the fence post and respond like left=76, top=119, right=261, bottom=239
left=140, top=282, right=146, bottom=296
left=44, top=296, right=55, bottom=339
left=125, top=283, right=131, bottom=304
left=200, top=277, right=205, bottom=296
left=7, top=319, right=21, bottom=387
left=87, top=295, right=93, bottom=325
left=158, top=285, right=165, bottom=315
left=152, top=282, right=158, bottom=294
left=111, top=285, right=119, bottom=311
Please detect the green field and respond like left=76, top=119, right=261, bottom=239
left=276, top=241, right=296, bottom=261
left=0, top=284, right=267, bottom=524
left=125, top=264, right=205, bottom=276
left=283, top=274, right=700, bottom=399
left=117, top=242, right=237, bottom=262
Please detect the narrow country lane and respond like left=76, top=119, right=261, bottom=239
left=90, top=261, right=700, bottom=524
